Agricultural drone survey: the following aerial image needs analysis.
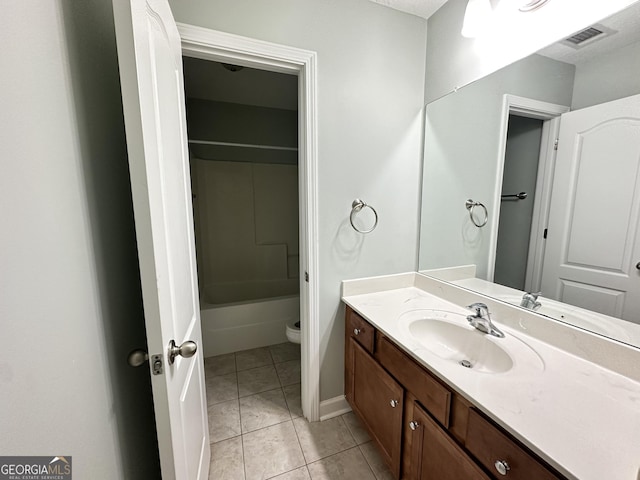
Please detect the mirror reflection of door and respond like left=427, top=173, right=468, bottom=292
left=541, top=93, right=640, bottom=320
left=494, top=115, right=544, bottom=291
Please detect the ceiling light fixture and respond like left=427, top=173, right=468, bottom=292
left=518, top=0, right=552, bottom=13
left=461, top=0, right=493, bottom=38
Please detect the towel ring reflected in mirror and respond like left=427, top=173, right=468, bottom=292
left=465, top=199, right=488, bottom=228
left=350, top=199, right=378, bottom=234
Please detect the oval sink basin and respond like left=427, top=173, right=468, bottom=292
left=395, top=309, right=543, bottom=374
left=408, top=317, right=513, bottom=373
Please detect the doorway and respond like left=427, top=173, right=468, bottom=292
left=494, top=115, right=544, bottom=290
left=184, top=57, right=300, bottom=355
left=178, top=25, right=320, bottom=421
left=488, top=95, right=570, bottom=292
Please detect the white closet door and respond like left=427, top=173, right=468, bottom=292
left=112, top=0, right=210, bottom=477
left=541, top=93, right=640, bottom=321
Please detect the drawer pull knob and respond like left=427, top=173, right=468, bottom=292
left=409, top=421, right=419, bottom=431
left=389, top=399, right=399, bottom=408
left=353, top=328, right=362, bottom=336
left=494, top=460, right=511, bottom=476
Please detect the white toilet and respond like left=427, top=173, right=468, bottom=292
left=285, top=320, right=301, bottom=344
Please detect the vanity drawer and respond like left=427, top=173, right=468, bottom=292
left=346, top=308, right=375, bottom=353
left=376, top=334, right=451, bottom=428
left=466, top=409, right=564, bottom=480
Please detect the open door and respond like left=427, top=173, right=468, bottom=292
left=112, top=0, right=210, bottom=478
left=541, top=93, right=640, bottom=320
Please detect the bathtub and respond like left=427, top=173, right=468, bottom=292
left=199, top=279, right=300, bottom=357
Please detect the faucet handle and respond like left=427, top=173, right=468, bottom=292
left=525, top=292, right=542, bottom=300
left=466, top=302, right=488, bottom=316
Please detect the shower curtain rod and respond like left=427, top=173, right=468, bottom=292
left=188, top=139, right=298, bottom=152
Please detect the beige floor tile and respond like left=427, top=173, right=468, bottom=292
left=293, top=416, right=356, bottom=463
left=236, top=347, right=273, bottom=371
left=209, top=436, right=245, bottom=480
left=269, top=342, right=301, bottom=364
left=341, top=412, right=370, bottom=445
left=282, top=383, right=302, bottom=419
left=237, top=365, right=281, bottom=398
left=205, top=353, right=236, bottom=377
left=359, top=442, right=394, bottom=480
left=208, top=399, right=241, bottom=443
left=307, top=447, right=375, bottom=480
left=239, top=388, right=291, bottom=433
left=242, top=421, right=305, bottom=480
left=269, top=466, right=311, bottom=479
left=275, top=359, right=301, bottom=387
left=206, top=372, right=239, bottom=405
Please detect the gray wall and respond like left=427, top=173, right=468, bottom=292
left=0, top=0, right=159, bottom=477
left=419, top=54, right=575, bottom=279
left=571, top=40, right=640, bottom=110
left=168, top=0, right=428, bottom=401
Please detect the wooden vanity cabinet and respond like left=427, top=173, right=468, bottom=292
left=409, top=401, right=491, bottom=480
left=344, top=306, right=566, bottom=480
left=349, top=339, right=404, bottom=477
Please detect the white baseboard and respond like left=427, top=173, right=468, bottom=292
left=319, top=395, right=351, bottom=421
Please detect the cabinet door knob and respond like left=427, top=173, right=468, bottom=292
left=409, top=421, right=419, bottom=431
left=389, top=399, right=399, bottom=408
left=494, top=460, right=511, bottom=476
left=353, top=328, right=361, bottom=336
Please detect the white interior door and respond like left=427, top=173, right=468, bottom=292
left=541, top=93, right=640, bottom=320
left=112, top=0, right=210, bottom=478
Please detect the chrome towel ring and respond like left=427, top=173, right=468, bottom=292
left=465, top=199, right=488, bottom=228
left=350, top=199, right=378, bottom=234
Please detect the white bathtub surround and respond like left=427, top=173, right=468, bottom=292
left=342, top=272, right=640, bottom=480
left=201, top=294, right=299, bottom=357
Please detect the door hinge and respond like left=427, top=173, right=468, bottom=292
left=543, top=228, right=548, bottom=239
left=151, top=354, right=164, bottom=375
left=553, top=139, right=559, bottom=150
left=304, top=271, right=309, bottom=283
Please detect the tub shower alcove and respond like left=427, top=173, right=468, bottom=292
left=184, top=58, right=301, bottom=358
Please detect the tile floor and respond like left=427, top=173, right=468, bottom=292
left=205, top=343, right=394, bottom=480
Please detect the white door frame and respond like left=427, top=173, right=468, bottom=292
left=177, top=24, right=321, bottom=422
left=487, top=95, right=569, bottom=288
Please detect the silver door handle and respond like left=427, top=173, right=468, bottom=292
left=168, top=339, right=197, bottom=365
left=127, top=349, right=148, bottom=367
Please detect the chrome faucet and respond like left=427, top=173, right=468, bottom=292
left=520, top=292, right=542, bottom=311
left=466, top=303, right=505, bottom=338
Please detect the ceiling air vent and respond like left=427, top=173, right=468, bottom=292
left=561, top=24, right=615, bottom=49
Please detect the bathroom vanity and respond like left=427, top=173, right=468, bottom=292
left=342, top=273, right=640, bottom=480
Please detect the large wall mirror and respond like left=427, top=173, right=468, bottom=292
left=419, top=1, right=640, bottom=348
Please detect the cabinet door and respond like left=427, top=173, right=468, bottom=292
left=350, top=339, right=404, bottom=478
left=409, top=402, right=491, bottom=480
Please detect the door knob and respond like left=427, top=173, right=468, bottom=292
left=168, top=339, right=197, bottom=365
left=409, top=421, right=419, bottom=431
left=127, top=349, right=148, bottom=367
left=636, top=261, right=640, bottom=270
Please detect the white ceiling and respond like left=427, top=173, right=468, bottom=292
left=538, top=1, right=640, bottom=65
left=368, top=0, right=449, bottom=19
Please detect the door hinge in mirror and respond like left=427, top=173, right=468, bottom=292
left=305, top=271, right=309, bottom=283
left=543, top=228, right=548, bottom=239
left=554, top=139, right=559, bottom=150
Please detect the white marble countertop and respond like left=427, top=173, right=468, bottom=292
left=342, top=273, right=640, bottom=480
